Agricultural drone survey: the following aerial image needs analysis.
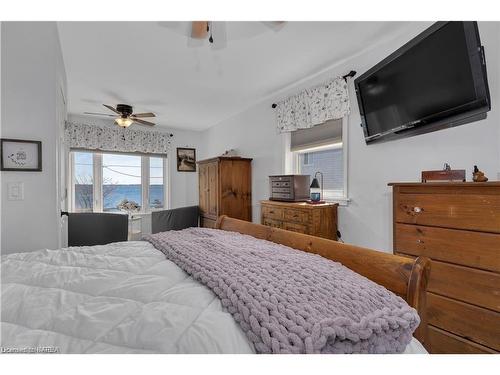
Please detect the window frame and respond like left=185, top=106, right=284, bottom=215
left=283, top=117, right=349, bottom=205
left=69, top=150, right=169, bottom=214
left=301, top=152, right=313, bottom=167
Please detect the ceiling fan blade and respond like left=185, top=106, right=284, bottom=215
left=187, top=36, right=204, bottom=48
left=84, top=112, right=117, bottom=117
left=133, top=118, right=155, bottom=126
left=210, top=22, right=227, bottom=50
left=191, top=21, right=208, bottom=39
left=261, top=21, right=286, bottom=32
left=131, top=112, right=156, bottom=118
left=103, top=104, right=120, bottom=114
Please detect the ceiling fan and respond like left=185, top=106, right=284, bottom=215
left=188, top=21, right=285, bottom=49
left=84, top=104, right=156, bottom=128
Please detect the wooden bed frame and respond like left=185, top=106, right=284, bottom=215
left=215, top=215, right=431, bottom=346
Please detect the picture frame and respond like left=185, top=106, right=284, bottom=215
left=1, top=138, right=42, bottom=172
left=176, top=147, right=196, bottom=172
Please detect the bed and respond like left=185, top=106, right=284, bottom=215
left=0, top=216, right=429, bottom=354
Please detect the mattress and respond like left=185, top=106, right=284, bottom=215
left=0, top=240, right=427, bottom=354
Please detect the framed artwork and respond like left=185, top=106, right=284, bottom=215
left=1, top=139, right=42, bottom=172
left=176, top=147, right=196, bottom=172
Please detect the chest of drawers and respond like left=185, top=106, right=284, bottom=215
left=260, top=200, right=338, bottom=240
left=390, top=182, right=500, bottom=354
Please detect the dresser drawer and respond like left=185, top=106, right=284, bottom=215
left=428, top=260, right=500, bottom=312
left=272, top=187, right=291, bottom=193
left=261, top=205, right=284, bottom=220
left=428, top=326, right=497, bottom=354
left=397, top=252, right=500, bottom=312
left=270, top=176, right=292, bottom=183
left=395, top=193, right=500, bottom=233
left=283, top=208, right=309, bottom=224
left=428, top=293, right=500, bottom=351
left=262, top=218, right=283, bottom=228
left=283, top=222, right=308, bottom=233
left=395, top=223, right=500, bottom=272
left=271, top=181, right=291, bottom=188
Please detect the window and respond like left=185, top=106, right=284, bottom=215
left=296, top=144, right=344, bottom=199
left=102, top=154, right=142, bottom=212
left=149, top=157, right=165, bottom=209
left=73, top=152, right=94, bottom=212
left=289, top=119, right=348, bottom=202
left=302, top=152, right=312, bottom=166
left=70, top=151, right=167, bottom=213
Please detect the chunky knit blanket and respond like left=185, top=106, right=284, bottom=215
left=145, top=228, right=420, bottom=354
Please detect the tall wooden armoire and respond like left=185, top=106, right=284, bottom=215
left=198, top=156, right=252, bottom=228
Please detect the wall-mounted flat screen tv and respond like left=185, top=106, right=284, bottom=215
left=354, top=21, right=490, bottom=144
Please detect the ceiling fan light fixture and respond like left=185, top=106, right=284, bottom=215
left=115, top=117, right=133, bottom=128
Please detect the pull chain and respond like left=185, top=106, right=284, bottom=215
left=208, top=21, right=214, bottom=44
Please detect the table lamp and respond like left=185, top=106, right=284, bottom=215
left=310, top=171, right=324, bottom=203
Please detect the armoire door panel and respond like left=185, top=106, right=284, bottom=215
left=219, top=160, right=251, bottom=221
left=198, top=163, right=209, bottom=215
left=207, top=161, right=219, bottom=217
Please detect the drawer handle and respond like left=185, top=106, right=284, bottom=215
left=413, top=206, right=423, bottom=213
left=293, top=214, right=299, bottom=218
left=416, top=239, right=424, bottom=244
left=269, top=210, right=275, bottom=214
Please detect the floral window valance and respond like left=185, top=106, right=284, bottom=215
left=65, top=121, right=172, bottom=155
left=275, top=77, right=350, bottom=133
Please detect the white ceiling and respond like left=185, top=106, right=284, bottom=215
left=57, top=21, right=423, bottom=131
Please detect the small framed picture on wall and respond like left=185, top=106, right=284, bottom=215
left=176, top=147, right=196, bottom=172
left=1, top=138, right=42, bottom=171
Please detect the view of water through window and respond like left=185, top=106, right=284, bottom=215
left=149, top=157, right=164, bottom=209
left=73, top=152, right=165, bottom=212
left=102, top=153, right=142, bottom=211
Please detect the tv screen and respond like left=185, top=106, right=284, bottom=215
left=355, top=22, right=490, bottom=144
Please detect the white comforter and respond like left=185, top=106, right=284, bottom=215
left=1, top=241, right=426, bottom=354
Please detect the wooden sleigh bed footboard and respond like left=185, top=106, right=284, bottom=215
left=215, top=215, right=431, bottom=347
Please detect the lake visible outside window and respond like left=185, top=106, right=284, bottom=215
left=102, top=154, right=142, bottom=212
left=150, top=157, right=164, bottom=209
left=73, top=152, right=94, bottom=212
left=71, top=151, right=167, bottom=213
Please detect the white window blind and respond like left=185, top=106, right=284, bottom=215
left=290, top=119, right=342, bottom=152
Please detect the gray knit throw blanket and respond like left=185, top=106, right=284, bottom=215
left=145, top=228, right=420, bottom=354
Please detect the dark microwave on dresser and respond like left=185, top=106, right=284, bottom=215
left=269, top=175, right=310, bottom=202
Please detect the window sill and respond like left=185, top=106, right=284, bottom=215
left=131, top=211, right=160, bottom=217
left=71, top=210, right=167, bottom=216
left=324, top=197, right=350, bottom=206
left=130, top=212, right=150, bottom=217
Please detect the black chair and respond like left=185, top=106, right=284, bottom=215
left=68, top=212, right=128, bottom=246
left=151, top=206, right=199, bottom=234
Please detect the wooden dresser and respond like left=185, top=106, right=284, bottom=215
left=198, top=156, right=252, bottom=228
left=389, top=182, right=500, bottom=354
left=260, top=200, right=338, bottom=240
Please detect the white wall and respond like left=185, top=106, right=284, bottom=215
left=200, top=22, right=500, bottom=253
left=68, top=114, right=203, bottom=211
left=0, top=22, right=2, bottom=252
left=1, top=22, right=67, bottom=254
